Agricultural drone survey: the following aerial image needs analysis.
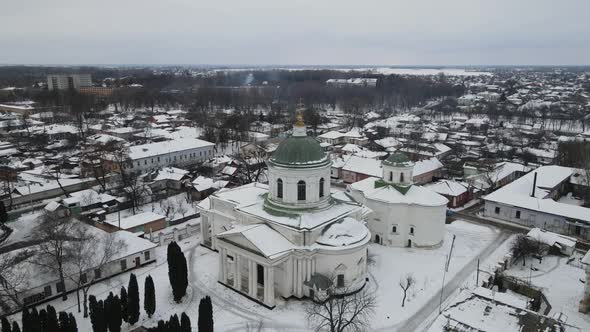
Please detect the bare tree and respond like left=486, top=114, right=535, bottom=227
left=510, top=234, right=548, bottom=266
left=399, top=273, right=415, bottom=307
left=31, top=213, right=79, bottom=300
left=306, top=282, right=376, bottom=332
left=0, top=250, right=33, bottom=311
left=236, top=144, right=267, bottom=184
left=175, top=196, right=189, bottom=218
left=64, top=224, right=126, bottom=317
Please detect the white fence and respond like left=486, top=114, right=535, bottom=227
left=149, top=220, right=201, bottom=246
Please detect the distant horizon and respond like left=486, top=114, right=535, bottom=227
left=1, top=64, right=590, bottom=68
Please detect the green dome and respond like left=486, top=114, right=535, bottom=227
left=268, top=136, right=330, bottom=168
left=382, top=152, right=413, bottom=167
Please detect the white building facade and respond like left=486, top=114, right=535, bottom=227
left=125, top=138, right=215, bottom=173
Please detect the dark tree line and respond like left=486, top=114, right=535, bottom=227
left=19, top=305, right=77, bottom=332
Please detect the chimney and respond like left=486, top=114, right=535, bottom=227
left=531, top=172, right=537, bottom=197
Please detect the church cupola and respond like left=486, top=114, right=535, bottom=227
left=382, top=152, right=414, bottom=185
left=266, top=112, right=332, bottom=209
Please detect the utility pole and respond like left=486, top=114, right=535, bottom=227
left=440, top=234, right=457, bottom=313
left=476, top=258, right=480, bottom=286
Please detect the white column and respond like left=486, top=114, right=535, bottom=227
left=263, top=265, right=269, bottom=303
left=232, top=252, right=238, bottom=288
left=236, top=255, right=242, bottom=291
left=297, top=259, right=303, bottom=297
left=248, top=260, right=256, bottom=297
left=219, top=247, right=226, bottom=283
left=267, top=266, right=275, bottom=306
left=252, top=261, right=259, bottom=299
left=306, top=258, right=311, bottom=281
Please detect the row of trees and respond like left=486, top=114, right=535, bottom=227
left=12, top=304, right=77, bottom=332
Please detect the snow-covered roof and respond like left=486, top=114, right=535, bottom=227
left=485, top=166, right=590, bottom=223
left=128, top=138, right=214, bottom=160
left=413, top=157, right=443, bottom=177
left=527, top=228, right=576, bottom=249
left=316, top=217, right=369, bottom=247
left=218, top=224, right=294, bottom=259
left=213, top=183, right=268, bottom=207
left=192, top=176, right=229, bottom=192
left=104, top=212, right=165, bottom=230
left=341, top=155, right=382, bottom=177
left=424, top=180, right=468, bottom=197
left=153, top=167, right=189, bottom=182
left=350, top=177, right=448, bottom=207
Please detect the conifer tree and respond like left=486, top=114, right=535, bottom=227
left=108, top=295, right=122, bottom=332
left=198, top=296, right=214, bottom=332
left=169, top=314, right=180, bottom=331
left=127, top=273, right=140, bottom=325
left=1, top=317, right=11, bottom=332
left=167, top=241, right=188, bottom=302
left=67, top=313, right=77, bottom=332
left=144, top=275, right=156, bottom=318
left=29, top=307, right=40, bottom=332
left=88, top=295, right=99, bottom=332
left=120, top=286, right=129, bottom=322
left=38, top=309, right=47, bottom=332
left=104, top=293, right=113, bottom=332
left=58, top=312, right=69, bottom=332
left=46, top=305, right=59, bottom=332
left=10, top=322, right=19, bottom=332
left=20, top=308, right=28, bottom=332
left=180, top=312, right=191, bottom=332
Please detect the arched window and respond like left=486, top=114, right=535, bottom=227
left=319, top=178, right=325, bottom=198
left=277, top=179, right=283, bottom=199
left=297, top=180, right=306, bottom=201
left=400, top=172, right=405, bottom=183
left=389, top=172, right=393, bottom=181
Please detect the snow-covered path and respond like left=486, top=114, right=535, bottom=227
left=393, top=226, right=512, bottom=332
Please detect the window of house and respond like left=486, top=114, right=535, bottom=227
left=319, top=178, right=325, bottom=198
left=56, top=281, right=65, bottom=293
left=400, top=172, right=405, bottom=182
left=157, top=157, right=160, bottom=162
left=410, top=226, right=414, bottom=235
left=144, top=160, right=147, bottom=165
left=94, top=269, right=101, bottom=279
left=389, top=172, right=393, bottom=181
left=392, top=225, right=397, bottom=233
left=297, top=180, right=306, bottom=201
left=495, top=207, right=500, bottom=214
left=44, top=285, right=52, bottom=297
left=515, top=211, right=521, bottom=219
left=137, top=161, right=140, bottom=166
left=151, top=158, right=153, bottom=164
left=174, top=156, right=177, bottom=161
left=80, top=273, right=87, bottom=284
left=337, top=274, right=345, bottom=288
left=144, top=251, right=151, bottom=261
left=277, top=179, right=283, bottom=198
left=120, top=260, right=127, bottom=271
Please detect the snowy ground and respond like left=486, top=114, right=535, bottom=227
left=6, top=220, right=502, bottom=331
left=427, top=238, right=590, bottom=332
left=504, top=253, right=590, bottom=329
left=1, top=210, right=43, bottom=246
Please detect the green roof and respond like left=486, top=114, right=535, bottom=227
left=382, top=152, right=412, bottom=167
left=268, top=136, right=330, bottom=168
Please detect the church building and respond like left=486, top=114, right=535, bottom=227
left=347, top=152, right=448, bottom=248
left=198, top=115, right=371, bottom=308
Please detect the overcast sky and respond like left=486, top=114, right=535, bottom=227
left=1, top=0, right=589, bottom=66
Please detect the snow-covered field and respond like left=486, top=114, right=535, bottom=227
left=7, top=220, right=502, bottom=331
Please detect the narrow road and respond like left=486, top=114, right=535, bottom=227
left=392, top=226, right=512, bottom=332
